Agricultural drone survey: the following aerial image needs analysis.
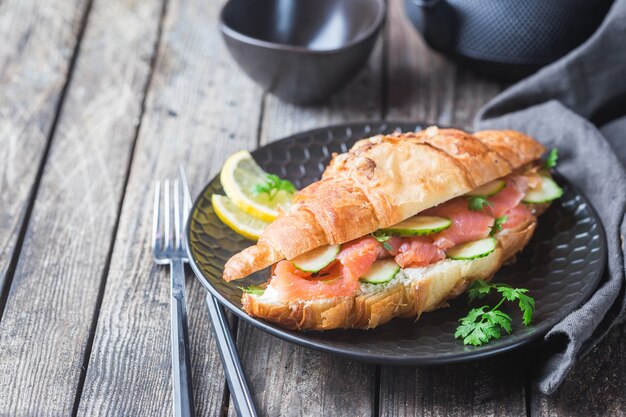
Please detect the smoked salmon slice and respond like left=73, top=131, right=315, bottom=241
left=270, top=260, right=350, bottom=301
left=336, top=237, right=381, bottom=281
left=501, top=204, right=533, bottom=230
left=424, top=198, right=494, bottom=250
left=393, top=237, right=445, bottom=269
left=271, top=237, right=381, bottom=302
left=488, top=177, right=528, bottom=217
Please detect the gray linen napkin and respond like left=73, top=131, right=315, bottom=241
left=475, top=0, right=626, bottom=394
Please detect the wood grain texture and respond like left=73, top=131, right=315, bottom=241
left=230, top=323, right=376, bottom=417
left=531, top=323, right=626, bottom=417
left=0, top=0, right=89, bottom=299
left=227, top=28, right=384, bottom=417
left=385, top=0, right=500, bottom=129
left=75, top=0, right=263, bottom=415
left=380, top=354, right=528, bottom=417
left=0, top=0, right=163, bottom=414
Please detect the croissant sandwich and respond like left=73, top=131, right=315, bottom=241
left=222, top=127, right=562, bottom=330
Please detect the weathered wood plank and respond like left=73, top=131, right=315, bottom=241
left=380, top=355, right=528, bottom=417
left=0, top=0, right=89, bottom=303
left=385, top=0, right=500, bottom=128
left=231, top=323, right=377, bottom=417
left=227, top=37, right=384, bottom=417
left=531, top=322, right=626, bottom=417
left=379, top=1, right=519, bottom=415
left=75, top=0, right=264, bottom=415
left=0, top=0, right=164, bottom=414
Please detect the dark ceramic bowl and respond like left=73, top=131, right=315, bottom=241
left=219, top=0, right=386, bottom=104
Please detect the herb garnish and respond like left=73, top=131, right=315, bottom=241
left=372, top=231, right=394, bottom=252
left=238, top=285, right=265, bottom=296
left=455, top=280, right=535, bottom=346
left=467, top=195, right=493, bottom=211
left=490, top=215, right=507, bottom=236
left=544, top=148, right=558, bottom=169
left=252, top=174, right=296, bottom=201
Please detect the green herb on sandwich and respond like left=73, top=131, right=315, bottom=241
left=467, top=195, right=493, bottom=212
left=544, top=148, right=558, bottom=169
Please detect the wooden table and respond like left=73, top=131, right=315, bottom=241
left=1, top=0, right=624, bottom=415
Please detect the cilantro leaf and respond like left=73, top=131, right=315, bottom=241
left=457, top=281, right=536, bottom=346
left=252, top=174, right=296, bottom=201
left=455, top=306, right=511, bottom=346
left=459, top=305, right=488, bottom=325
left=371, top=231, right=392, bottom=243
left=371, top=231, right=394, bottom=252
left=483, top=309, right=513, bottom=334
left=467, top=196, right=493, bottom=211
left=519, top=293, right=535, bottom=325
left=490, top=215, right=507, bottom=236
left=494, top=287, right=532, bottom=323
left=467, top=279, right=492, bottom=302
left=238, top=285, right=265, bottom=295
left=544, top=148, right=558, bottom=169
left=495, top=285, right=523, bottom=301
left=495, top=286, right=534, bottom=326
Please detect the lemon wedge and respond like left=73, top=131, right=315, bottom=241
left=211, top=194, right=269, bottom=240
left=220, top=150, right=293, bottom=221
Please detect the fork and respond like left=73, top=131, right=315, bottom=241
left=178, top=167, right=258, bottom=417
left=152, top=177, right=195, bottom=417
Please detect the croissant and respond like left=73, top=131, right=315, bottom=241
left=223, top=127, right=545, bottom=281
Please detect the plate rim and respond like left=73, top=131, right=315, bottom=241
left=185, top=121, right=608, bottom=365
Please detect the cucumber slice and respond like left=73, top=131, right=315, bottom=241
left=360, top=259, right=400, bottom=284
left=522, top=176, right=563, bottom=203
left=446, top=237, right=497, bottom=260
left=380, top=215, right=452, bottom=237
left=466, top=179, right=506, bottom=196
left=292, top=244, right=340, bottom=272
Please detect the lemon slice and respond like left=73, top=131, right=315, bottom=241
left=220, top=150, right=293, bottom=222
left=211, top=194, right=269, bottom=240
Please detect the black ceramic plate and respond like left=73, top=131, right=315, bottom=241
left=186, top=122, right=607, bottom=365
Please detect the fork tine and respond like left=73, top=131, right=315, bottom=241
left=164, top=179, right=171, bottom=249
left=174, top=179, right=181, bottom=249
left=152, top=181, right=161, bottom=251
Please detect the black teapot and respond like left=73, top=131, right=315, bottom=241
left=405, top=0, right=614, bottom=80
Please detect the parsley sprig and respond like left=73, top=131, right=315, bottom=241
left=455, top=306, right=513, bottom=346
left=544, top=148, right=558, bottom=169
left=371, top=231, right=394, bottom=252
left=252, top=174, right=296, bottom=201
left=455, top=280, right=535, bottom=346
left=467, top=195, right=493, bottom=211
left=490, top=215, right=507, bottom=236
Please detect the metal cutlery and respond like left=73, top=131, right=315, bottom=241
left=178, top=167, right=258, bottom=417
left=152, top=176, right=195, bottom=417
